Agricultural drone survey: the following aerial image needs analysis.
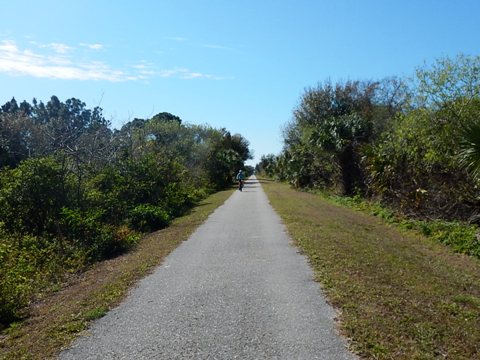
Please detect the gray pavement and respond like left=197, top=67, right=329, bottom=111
left=59, top=176, right=356, bottom=359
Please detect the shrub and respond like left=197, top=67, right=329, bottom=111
left=0, top=157, right=73, bottom=235
left=415, top=220, right=480, bottom=257
left=364, top=109, right=479, bottom=219
left=85, top=166, right=128, bottom=224
left=128, top=204, right=170, bottom=232
left=60, top=208, right=138, bottom=260
left=0, top=228, right=59, bottom=326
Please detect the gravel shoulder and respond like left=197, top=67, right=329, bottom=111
left=59, top=176, right=356, bottom=359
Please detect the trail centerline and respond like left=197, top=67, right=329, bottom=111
left=59, top=176, right=356, bottom=359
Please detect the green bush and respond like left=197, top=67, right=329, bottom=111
left=85, top=157, right=191, bottom=223
left=60, top=208, right=138, bottom=260
left=128, top=204, right=170, bottom=232
left=364, top=109, right=479, bottom=219
left=0, top=229, right=59, bottom=326
left=414, top=220, right=479, bottom=257
left=85, top=166, right=128, bottom=225
left=164, top=182, right=205, bottom=217
left=0, top=157, right=73, bottom=235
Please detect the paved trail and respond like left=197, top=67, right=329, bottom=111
left=60, top=177, right=356, bottom=359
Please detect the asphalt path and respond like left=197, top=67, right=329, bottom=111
left=60, top=176, right=356, bottom=359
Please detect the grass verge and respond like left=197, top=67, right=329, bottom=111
left=0, top=188, right=233, bottom=360
left=261, top=179, right=480, bottom=359
left=324, top=193, right=480, bottom=259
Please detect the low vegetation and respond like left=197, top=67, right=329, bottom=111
left=324, top=193, right=480, bottom=259
left=0, top=188, right=233, bottom=359
left=262, top=179, right=480, bottom=359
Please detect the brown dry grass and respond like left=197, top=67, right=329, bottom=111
left=0, top=189, right=233, bottom=360
left=261, top=179, right=480, bottom=359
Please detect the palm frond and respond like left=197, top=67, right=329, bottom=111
left=458, top=120, right=480, bottom=180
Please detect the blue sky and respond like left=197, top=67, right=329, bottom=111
left=1, top=0, right=479, bottom=165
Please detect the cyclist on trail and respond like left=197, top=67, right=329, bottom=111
left=236, top=169, right=245, bottom=191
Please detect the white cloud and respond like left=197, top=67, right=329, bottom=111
left=0, top=40, right=135, bottom=81
left=157, top=68, right=188, bottom=78
left=45, top=42, right=72, bottom=54
left=131, top=60, right=154, bottom=70
left=156, top=67, right=225, bottom=80
left=0, top=40, right=227, bottom=82
left=80, top=43, right=104, bottom=50
left=200, top=43, right=236, bottom=52
left=181, top=72, right=211, bottom=79
left=165, top=36, right=188, bottom=42
left=0, top=40, right=17, bottom=53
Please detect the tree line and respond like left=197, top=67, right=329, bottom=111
left=0, top=96, right=251, bottom=326
left=257, top=54, right=480, bottom=221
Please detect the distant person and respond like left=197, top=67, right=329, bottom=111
left=236, top=169, right=245, bottom=191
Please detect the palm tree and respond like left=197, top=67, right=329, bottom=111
left=459, top=120, right=480, bottom=181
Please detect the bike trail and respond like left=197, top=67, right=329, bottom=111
left=59, top=176, right=356, bottom=359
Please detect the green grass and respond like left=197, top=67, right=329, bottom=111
left=261, top=179, right=480, bottom=359
left=0, top=188, right=234, bottom=360
left=83, top=307, right=108, bottom=321
left=322, top=192, right=480, bottom=259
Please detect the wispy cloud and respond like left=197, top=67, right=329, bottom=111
left=47, top=42, right=72, bottom=54
left=0, top=39, right=227, bottom=82
left=157, top=67, right=226, bottom=80
left=131, top=61, right=157, bottom=79
left=199, top=43, right=237, bottom=52
left=166, top=36, right=238, bottom=53
left=165, top=36, right=188, bottom=42
left=0, top=40, right=133, bottom=81
left=80, top=43, right=104, bottom=50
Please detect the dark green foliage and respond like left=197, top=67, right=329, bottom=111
left=244, top=165, right=255, bottom=177
left=85, top=166, right=126, bottom=224
left=128, top=204, right=170, bottom=232
left=459, top=118, right=480, bottom=181
left=0, top=157, right=73, bottom=235
left=418, top=221, right=479, bottom=257
left=364, top=57, right=480, bottom=218
left=0, top=229, right=62, bottom=325
left=1, top=97, right=20, bottom=113
left=280, top=80, right=387, bottom=194
left=364, top=106, right=479, bottom=218
left=59, top=208, right=138, bottom=261
left=256, top=154, right=278, bottom=177
left=0, top=112, right=33, bottom=168
left=86, top=155, right=194, bottom=225
left=151, top=112, right=182, bottom=124
left=204, top=129, right=252, bottom=190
